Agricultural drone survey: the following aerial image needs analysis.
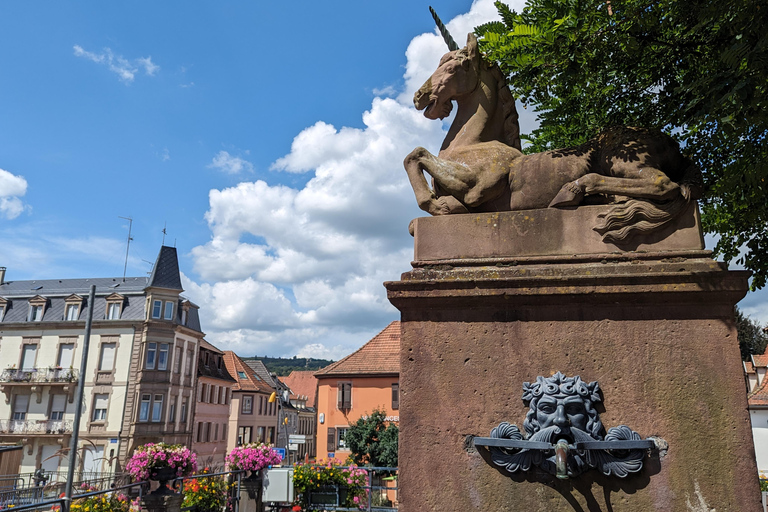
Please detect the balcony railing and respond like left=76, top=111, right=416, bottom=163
left=0, top=419, right=73, bottom=435
left=0, top=368, right=78, bottom=383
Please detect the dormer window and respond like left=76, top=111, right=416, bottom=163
left=105, top=293, right=124, bottom=320
left=28, top=304, right=44, bottom=321
left=0, top=298, right=7, bottom=322
left=65, top=304, right=79, bottom=321
left=63, top=294, right=83, bottom=321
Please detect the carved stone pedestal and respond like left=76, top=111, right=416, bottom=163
left=385, top=208, right=761, bottom=512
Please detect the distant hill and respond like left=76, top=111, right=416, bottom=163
left=244, top=356, right=334, bottom=376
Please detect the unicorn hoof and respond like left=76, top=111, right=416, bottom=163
left=549, top=184, right=584, bottom=207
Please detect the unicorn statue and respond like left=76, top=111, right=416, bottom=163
left=404, top=9, right=702, bottom=243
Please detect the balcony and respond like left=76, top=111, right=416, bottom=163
left=0, top=419, right=73, bottom=435
left=0, top=368, right=78, bottom=383
left=0, top=368, right=79, bottom=405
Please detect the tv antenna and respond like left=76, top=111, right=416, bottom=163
left=162, top=222, right=167, bottom=245
left=118, top=216, right=133, bottom=282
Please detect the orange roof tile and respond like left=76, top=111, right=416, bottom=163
left=223, top=351, right=274, bottom=393
left=281, top=371, right=319, bottom=408
left=745, top=361, right=755, bottom=373
left=752, top=354, right=768, bottom=368
left=315, top=321, right=400, bottom=377
left=749, top=375, right=768, bottom=406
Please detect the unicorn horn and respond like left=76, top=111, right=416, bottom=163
left=429, top=6, right=459, bottom=51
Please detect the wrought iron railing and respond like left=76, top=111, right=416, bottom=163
left=0, top=419, right=73, bottom=434
left=0, top=368, right=79, bottom=383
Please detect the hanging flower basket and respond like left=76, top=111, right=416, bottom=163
left=226, top=443, right=282, bottom=476
left=126, top=443, right=197, bottom=495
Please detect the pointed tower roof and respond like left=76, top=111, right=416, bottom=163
left=146, top=246, right=183, bottom=291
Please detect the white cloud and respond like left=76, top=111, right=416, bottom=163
left=186, top=0, right=542, bottom=359
left=0, top=168, right=29, bottom=219
left=73, top=45, right=159, bottom=83
left=208, top=151, right=254, bottom=175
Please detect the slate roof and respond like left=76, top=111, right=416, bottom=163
left=223, top=351, right=274, bottom=393
left=244, top=360, right=278, bottom=388
left=315, top=321, right=400, bottom=377
left=199, top=341, right=236, bottom=382
left=146, top=246, right=183, bottom=291
left=0, top=277, right=148, bottom=322
left=281, top=370, right=319, bottom=408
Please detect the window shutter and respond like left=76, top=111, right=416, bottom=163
left=337, top=384, right=343, bottom=409
left=392, top=383, right=399, bottom=410
left=327, top=427, right=336, bottom=451
left=343, top=383, right=352, bottom=409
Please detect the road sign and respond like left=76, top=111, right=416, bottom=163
left=273, top=447, right=286, bottom=461
left=288, top=443, right=299, bottom=451
left=288, top=435, right=306, bottom=444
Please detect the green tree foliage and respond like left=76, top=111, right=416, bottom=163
left=736, top=307, right=768, bottom=361
left=476, top=0, right=768, bottom=287
left=344, top=409, right=398, bottom=468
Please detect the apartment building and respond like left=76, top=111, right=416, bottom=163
left=315, top=322, right=400, bottom=461
left=191, top=341, right=235, bottom=468
left=0, top=246, right=203, bottom=475
left=223, top=352, right=277, bottom=450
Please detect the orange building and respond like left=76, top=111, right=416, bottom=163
left=314, top=322, right=400, bottom=461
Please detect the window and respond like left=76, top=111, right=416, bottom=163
left=169, top=397, right=177, bottom=423
left=65, top=304, right=79, bottom=321
left=257, top=426, right=265, bottom=443
left=337, top=427, right=349, bottom=449
left=214, top=423, right=219, bottom=441
left=186, top=349, right=193, bottom=376
left=139, top=394, right=151, bottom=422
left=107, top=302, right=121, bottom=320
left=13, top=394, right=29, bottom=421
left=181, top=398, right=188, bottom=423
left=238, top=426, right=253, bottom=445
left=152, top=394, right=164, bottom=422
left=99, top=343, right=116, bottom=371
left=163, top=301, right=174, bottom=320
left=237, top=371, right=247, bottom=379
left=92, top=394, right=108, bottom=421
left=242, top=395, right=253, bottom=414
left=258, top=396, right=263, bottom=415
left=0, top=304, right=5, bottom=321
left=392, top=383, right=400, bottom=410
left=57, top=343, right=74, bottom=368
left=205, top=422, right=211, bottom=442
left=197, top=422, right=203, bottom=442
left=21, top=344, right=37, bottom=370
left=181, top=308, right=187, bottom=326
left=200, top=383, right=207, bottom=402
left=174, top=347, right=182, bottom=373
left=28, top=304, right=43, bottom=321
left=152, top=300, right=162, bottom=319
left=222, top=423, right=227, bottom=441
left=157, top=343, right=169, bottom=370
left=50, top=394, right=66, bottom=420
left=212, top=386, right=218, bottom=404
left=337, top=382, right=352, bottom=410
left=146, top=343, right=157, bottom=369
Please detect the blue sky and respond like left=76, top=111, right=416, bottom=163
left=1, top=0, right=765, bottom=359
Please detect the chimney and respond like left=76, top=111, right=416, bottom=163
left=0, top=267, right=5, bottom=285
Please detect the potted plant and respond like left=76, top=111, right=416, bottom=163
left=291, top=459, right=368, bottom=512
left=181, top=469, right=227, bottom=512
left=126, top=443, right=197, bottom=495
left=69, top=490, right=130, bottom=512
